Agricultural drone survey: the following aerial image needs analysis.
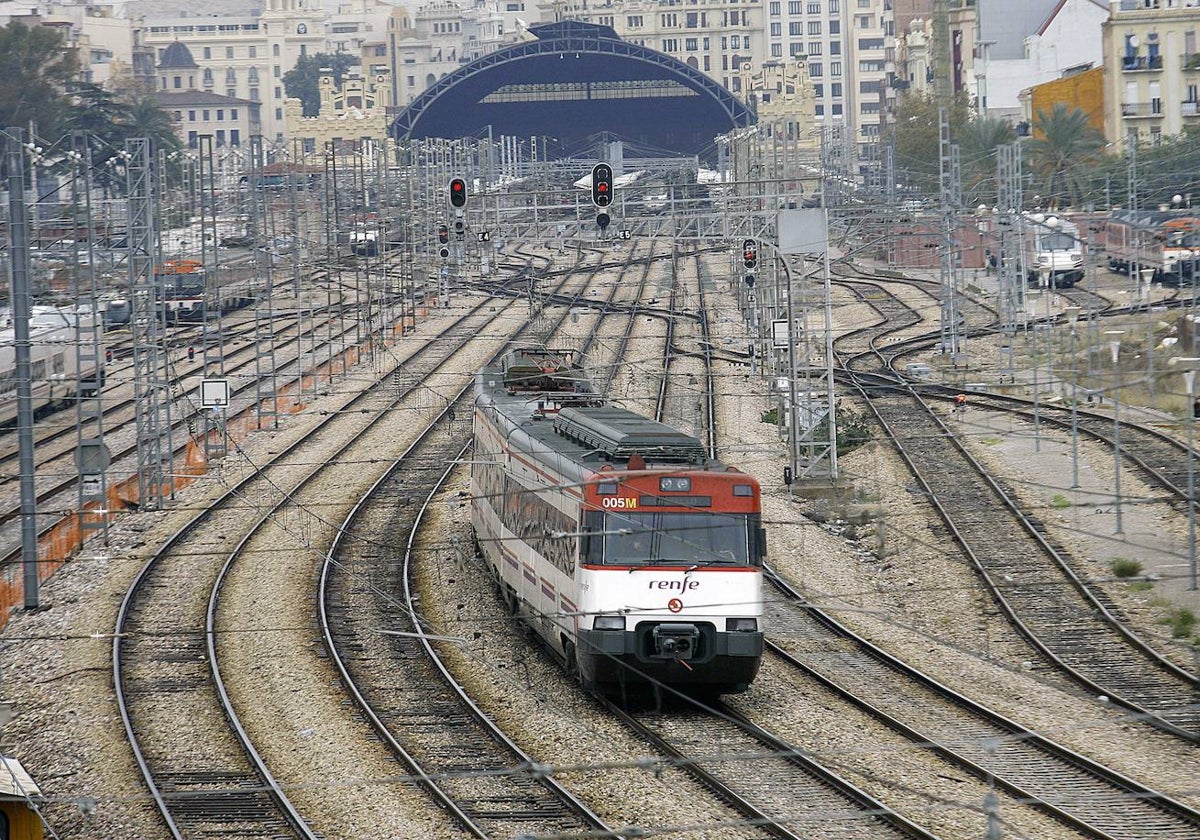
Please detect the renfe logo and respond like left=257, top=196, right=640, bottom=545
left=649, top=579, right=700, bottom=592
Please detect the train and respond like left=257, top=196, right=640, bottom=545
left=1021, top=215, right=1084, bottom=287
left=154, top=259, right=207, bottom=323
left=0, top=306, right=104, bottom=428
left=1102, top=210, right=1200, bottom=285
left=471, top=347, right=766, bottom=698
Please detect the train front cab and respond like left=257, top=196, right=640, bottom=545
left=573, top=469, right=766, bottom=697
left=0, top=757, right=43, bottom=840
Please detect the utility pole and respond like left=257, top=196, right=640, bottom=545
left=6, top=128, right=40, bottom=607
left=938, top=108, right=963, bottom=366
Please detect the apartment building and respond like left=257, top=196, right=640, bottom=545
left=1102, top=0, right=1200, bottom=147
left=560, top=0, right=892, bottom=161
left=132, top=0, right=329, bottom=141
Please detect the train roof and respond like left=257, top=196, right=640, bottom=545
left=476, top=348, right=720, bottom=474
left=1110, top=208, right=1200, bottom=228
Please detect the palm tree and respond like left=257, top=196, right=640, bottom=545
left=1026, top=103, right=1105, bottom=209
left=960, top=116, right=1015, bottom=206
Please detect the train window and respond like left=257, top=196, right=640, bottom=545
left=732, top=484, right=754, bottom=497
left=32, top=360, right=46, bottom=381
left=601, top=513, right=751, bottom=566
left=596, top=482, right=618, bottom=495
left=53, top=353, right=65, bottom=375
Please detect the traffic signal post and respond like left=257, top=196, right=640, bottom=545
left=591, top=163, right=614, bottom=233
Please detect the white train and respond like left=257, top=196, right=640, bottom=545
left=0, top=306, right=104, bottom=427
left=472, top=348, right=766, bottom=698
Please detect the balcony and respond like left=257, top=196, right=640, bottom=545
left=1184, top=100, right=1200, bottom=116
left=1184, top=52, right=1200, bottom=71
left=1121, top=101, right=1164, bottom=117
left=1122, top=54, right=1163, bottom=71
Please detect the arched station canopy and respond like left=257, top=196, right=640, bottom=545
left=392, top=20, right=755, bottom=156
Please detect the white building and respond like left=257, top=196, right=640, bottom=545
left=978, top=0, right=1108, bottom=123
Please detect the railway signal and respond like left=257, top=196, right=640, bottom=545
left=449, top=177, right=467, bottom=208
left=742, top=238, right=758, bottom=269
left=437, top=224, right=449, bottom=259
left=591, top=164, right=613, bottom=207
left=596, top=212, right=610, bottom=230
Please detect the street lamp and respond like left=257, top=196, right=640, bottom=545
left=1107, top=330, right=1126, bottom=535
left=1170, top=356, right=1200, bottom=591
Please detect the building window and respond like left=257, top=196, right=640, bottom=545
left=831, top=61, right=841, bottom=76
left=203, top=47, right=211, bottom=59
left=274, top=86, right=282, bottom=99
left=685, top=38, right=697, bottom=50
left=857, top=15, right=872, bottom=27
left=829, top=0, right=839, bottom=10
left=788, top=1, right=802, bottom=13
left=703, top=55, right=710, bottom=70
left=814, top=83, right=823, bottom=96
left=771, top=22, right=781, bottom=36
left=769, top=1, right=780, bottom=14
left=789, top=22, right=802, bottom=36
left=830, top=41, right=841, bottom=55
left=226, top=68, right=237, bottom=84
left=832, top=103, right=842, bottom=115
left=807, top=21, right=822, bottom=35
left=188, top=110, right=196, bottom=121
left=250, top=87, right=260, bottom=100
left=815, top=104, right=824, bottom=115
left=771, top=43, right=782, bottom=57
left=173, top=76, right=182, bottom=89
left=808, top=41, right=822, bottom=55
left=249, top=46, right=257, bottom=58
left=830, top=82, right=840, bottom=96
left=188, top=131, right=197, bottom=147
left=809, top=61, right=822, bottom=76
left=173, top=110, right=182, bottom=120
left=202, top=109, right=210, bottom=120
left=216, top=130, right=225, bottom=145
left=227, top=88, right=237, bottom=98
left=275, top=107, right=283, bottom=120
left=226, top=46, right=234, bottom=58
left=273, top=43, right=280, bottom=57
left=203, top=68, right=213, bottom=85
left=790, top=42, right=804, bottom=56
left=231, top=129, right=240, bottom=146
left=807, top=1, right=820, bottom=11
left=830, top=20, right=840, bottom=34
left=858, top=38, right=884, bottom=50
left=273, top=65, right=281, bottom=77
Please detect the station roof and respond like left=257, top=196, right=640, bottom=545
left=392, top=20, right=754, bottom=157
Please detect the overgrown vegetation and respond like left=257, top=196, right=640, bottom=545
left=759, top=405, right=872, bottom=457
left=1049, top=494, right=1071, bottom=509
left=1161, top=607, right=1197, bottom=640
left=1110, top=557, right=1143, bottom=578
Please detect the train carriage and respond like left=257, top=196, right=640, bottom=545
left=0, top=306, right=104, bottom=428
left=1103, top=210, right=1200, bottom=285
left=472, top=347, right=765, bottom=698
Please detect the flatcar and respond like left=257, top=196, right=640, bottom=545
left=0, top=306, right=104, bottom=428
left=472, top=347, right=765, bottom=697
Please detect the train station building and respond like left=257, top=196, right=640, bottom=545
left=391, top=20, right=756, bottom=158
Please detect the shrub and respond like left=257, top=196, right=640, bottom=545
left=1110, top=557, right=1143, bottom=578
left=1050, top=494, right=1071, bottom=509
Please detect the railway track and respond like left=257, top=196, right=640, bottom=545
left=832, top=281, right=1200, bottom=741
left=112, top=279, right=533, bottom=836
left=762, top=569, right=1200, bottom=839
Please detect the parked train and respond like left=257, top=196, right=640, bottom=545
left=0, top=306, right=104, bottom=428
left=1102, top=210, right=1200, bottom=285
left=1021, top=215, right=1084, bottom=287
left=472, top=347, right=766, bottom=698
left=155, top=259, right=206, bottom=323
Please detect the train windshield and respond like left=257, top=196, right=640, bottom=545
left=1039, top=232, right=1077, bottom=252
left=589, top=512, right=756, bottom=567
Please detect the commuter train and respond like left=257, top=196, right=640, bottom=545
left=472, top=347, right=765, bottom=697
left=1021, top=215, right=1084, bottom=287
left=1102, top=210, right=1200, bottom=285
left=0, top=306, right=104, bottom=428
left=155, top=259, right=206, bottom=323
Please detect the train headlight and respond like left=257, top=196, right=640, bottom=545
left=593, top=615, right=626, bottom=631
left=726, top=618, right=758, bottom=632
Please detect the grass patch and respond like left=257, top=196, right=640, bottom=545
left=1129, top=581, right=1154, bottom=593
left=1049, top=494, right=1071, bottom=509
left=761, top=408, right=778, bottom=424
left=1162, top=608, right=1197, bottom=639
left=981, top=436, right=1003, bottom=446
left=1110, top=557, right=1143, bottom=578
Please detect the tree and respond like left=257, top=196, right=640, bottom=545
left=885, top=91, right=972, bottom=193
left=1026, top=103, right=1105, bottom=209
left=282, top=52, right=357, bottom=117
left=0, top=21, right=78, bottom=137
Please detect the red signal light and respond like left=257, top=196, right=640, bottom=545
left=591, top=164, right=613, bottom=207
left=449, top=178, right=467, bottom=208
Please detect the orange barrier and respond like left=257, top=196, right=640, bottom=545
left=0, top=312, right=415, bottom=630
